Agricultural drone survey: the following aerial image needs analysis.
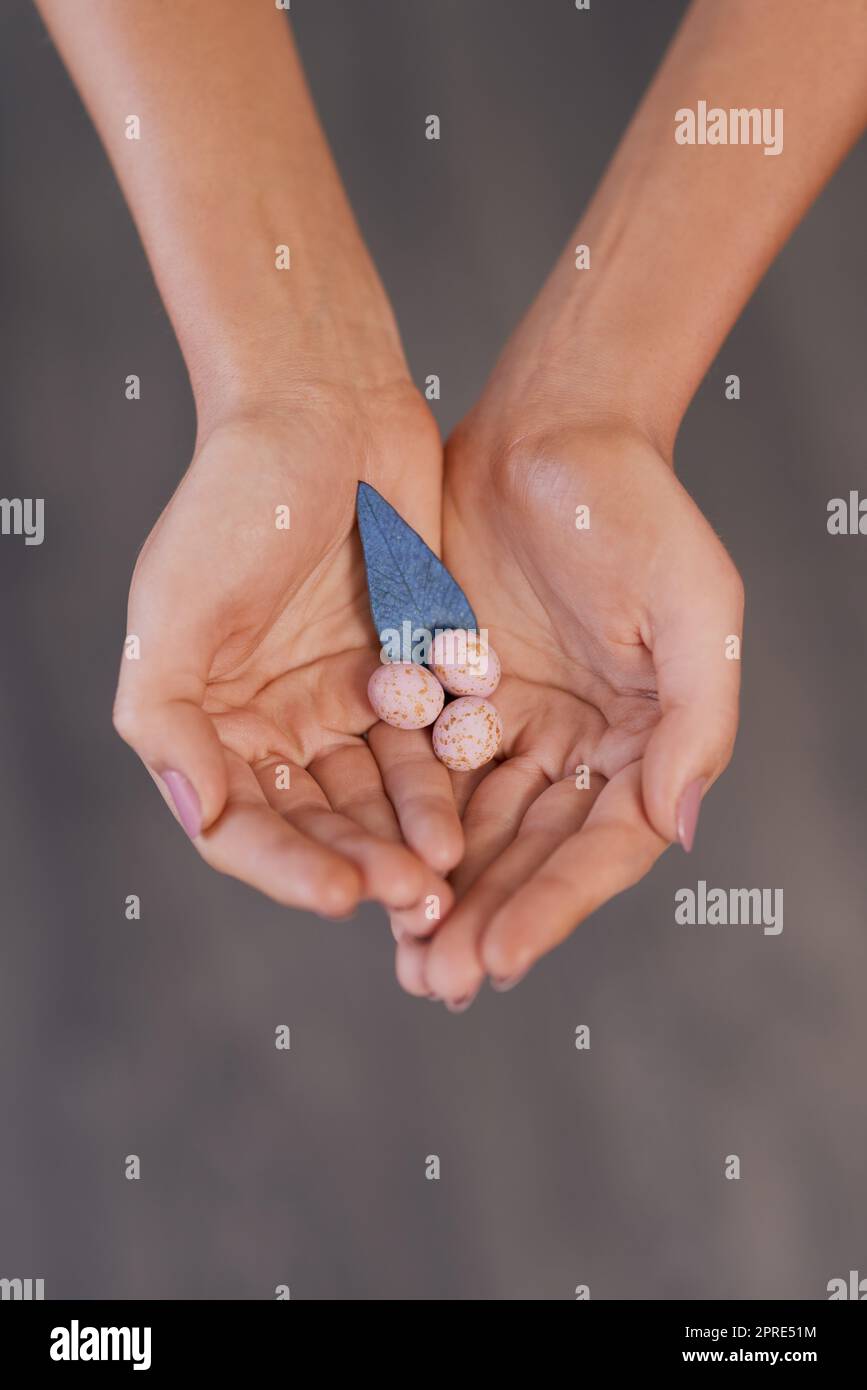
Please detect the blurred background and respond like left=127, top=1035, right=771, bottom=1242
left=1, top=0, right=865, bottom=1300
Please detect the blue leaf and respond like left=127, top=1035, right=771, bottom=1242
left=356, top=482, right=477, bottom=656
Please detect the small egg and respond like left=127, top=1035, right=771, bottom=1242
left=432, top=696, right=503, bottom=771
left=368, top=661, right=444, bottom=730
left=429, top=628, right=501, bottom=697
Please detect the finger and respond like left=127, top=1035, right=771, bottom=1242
left=114, top=558, right=231, bottom=836
left=642, top=533, right=744, bottom=850
left=198, top=754, right=361, bottom=915
left=388, top=875, right=455, bottom=942
left=308, top=741, right=403, bottom=841
left=449, top=762, right=492, bottom=816
left=114, top=683, right=228, bottom=840
left=426, top=774, right=603, bottom=1000
left=367, top=722, right=464, bottom=874
left=256, top=759, right=444, bottom=912
left=449, top=755, right=551, bottom=896
left=445, top=676, right=594, bottom=893
left=394, top=935, right=435, bottom=999
left=480, top=763, right=668, bottom=979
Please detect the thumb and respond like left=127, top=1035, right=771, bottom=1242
left=113, top=614, right=229, bottom=840
left=641, top=554, right=744, bottom=851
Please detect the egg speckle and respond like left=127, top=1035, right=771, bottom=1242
left=368, top=661, right=445, bottom=730
left=432, top=696, right=503, bottom=771
left=429, top=629, right=501, bottom=697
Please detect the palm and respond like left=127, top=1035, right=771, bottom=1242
left=444, top=426, right=677, bottom=785
left=118, top=389, right=461, bottom=921
left=393, top=424, right=742, bottom=1003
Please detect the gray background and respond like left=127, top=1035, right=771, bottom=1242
left=1, top=0, right=865, bottom=1300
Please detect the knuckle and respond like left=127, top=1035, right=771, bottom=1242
left=713, top=721, right=739, bottom=776
left=111, top=697, right=142, bottom=746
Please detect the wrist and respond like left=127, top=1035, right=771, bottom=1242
left=467, top=319, right=680, bottom=471
left=187, top=260, right=412, bottom=434
left=481, top=248, right=688, bottom=462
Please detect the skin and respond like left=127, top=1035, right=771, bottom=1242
left=115, top=392, right=463, bottom=925
left=35, top=1, right=867, bottom=996
left=396, top=0, right=867, bottom=1001
left=35, top=0, right=463, bottom=924
left=397, top=421, right=740, bottom=999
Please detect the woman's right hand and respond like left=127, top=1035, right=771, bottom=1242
left=113, top=380, right=463, bottom=928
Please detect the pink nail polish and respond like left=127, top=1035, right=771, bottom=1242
left=162, top=770, right=202, bottom=839
left=676, top=778, right=706, bottom=853
left=490, top=968, right=529, bottom=993
left=445, top=990, right=478, bottom=1014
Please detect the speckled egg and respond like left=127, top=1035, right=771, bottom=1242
left=432, top=696, right=503, bottom=771
left=429, top=629, right=501, bottom=697
left=368, top=661, right=444, bottom=730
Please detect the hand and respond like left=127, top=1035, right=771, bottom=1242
left=36, top=0, right=467, bottom=927
left=394, top=405, right=743, bottom=1005
left=113, top=381, right=463, bottom=926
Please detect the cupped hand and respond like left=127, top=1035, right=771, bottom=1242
left=113, top=382, right=463, bottom=925
left=395, top=413, right=743, bottom=1005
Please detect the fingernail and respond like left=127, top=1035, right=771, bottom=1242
left=676, top=778, right=706, bottom=853
left=162, top=769, right=202, bottom=839
left=445, top=989, right=478, bottom=1014
left=490, top=968, right=529, bottom=993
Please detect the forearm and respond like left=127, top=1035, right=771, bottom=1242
left=35, top=0, right=407, bottom=424
left=498, top=0, right=867, bottom=455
